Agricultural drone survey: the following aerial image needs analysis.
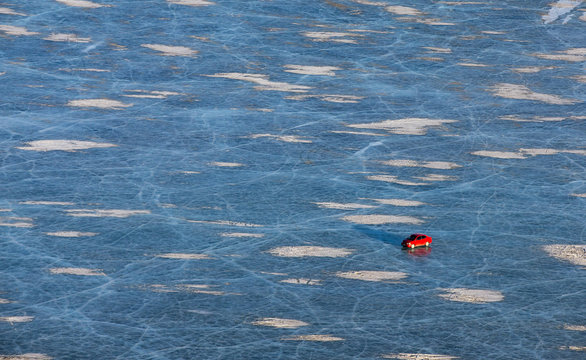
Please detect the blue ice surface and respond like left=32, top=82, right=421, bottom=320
left=0, top=0, right=585, bottom=359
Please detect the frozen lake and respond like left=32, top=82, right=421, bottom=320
left=1, top=1, right=584, bottom=359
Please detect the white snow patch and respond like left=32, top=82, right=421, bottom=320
left=208, top=161, right=245, bottom=167
left=302, top=31, right=362, bottom=44
left=341, top=214, right=424, bottom=225
left=366, top=175, right=429, bottom=186
left=247, top=134, right=312, bottom=143
left=281, top=335, right=344, bottom=341
left=44, top=33, right=91, bottom=43
left=415, top=174, right=458, bottom=181
left=422, top=47, right=452, bottom=53
left=0, top=7, right=26, bottom=16
left=64, top=209, right=150, bottom=218
left=45, top=231, right=97, bottom=237
left=532, top=48, right=586, bottom=62
left=141, top=44, right=198, bottom=57
left=56, top=0, right=109, bottom=8
left=167, top=0, right=215, bottom=6
left=154, top=253, right=213, bottom=260
left=49, top=267, right=105, bottom=276
left=283, top=65, right=341, bottom=76
left=312, top=202, right=377, bottom=210
left=20, top=201, right=74, bottom=205
left=219, top=232, right=264, bottom=238
left=285, top=94, right=364, bottom=103
left=385, top=6, right=423, bottom=16
left=437, top=288, right=504, bottom=303
left=267, top=246, right=354, bottom=258
left=489, top=83, right=579, bottom=104
left=280, top=278, right=323, bottom=285
left=382, top=353, right=459, bottom=360
left=122, top=90, right=183, bottom=99
left=380, top=159, right=461, bottom=169
left=0, top=355, right=53, bottom=360
left=0, top=316, right=34, bottom=323
left=330, top=130, right=387, bottom=136
left=336, top=270, right=407, bottom=282
left=564, top=324, right=586, bottom=331
left=207, top=73, right=311, bottom=93
left=571, top=193, right=586, bottom=198
left=0, top=217, right=33, bottom=228
left=471, top=151, right=526, bottom=159
left=347, top=118, right=457, bottom=135
left=368, top=198, right=427, bottom=207
left=16, top=140, right=117, bottom=152
left=67, top=98, right=133, bottom=109
left=511, top=66, right=557, bottom=74
left=188, top=219, right=263, bottom=227
left=0, top=25, right=39, bottom=36
left=543, top=245, right=586, bottom=267
left=252, top=318, right=309, bottom=329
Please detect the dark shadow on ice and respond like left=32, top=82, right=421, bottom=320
left=353, top=225, right=403, bottom=245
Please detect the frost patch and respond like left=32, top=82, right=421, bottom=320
left=488, top=83, right=580, bottom=105
left=188, top=219, right=263, bottom=227
left=248, top=134, right=312, bottom=143
left=267, top=246, right=354, bottom=258
left=207, top=73, right=311, bottom=93
left=366, top=175, right=429, bottom=186
left=49, top=268, right=105, bottom=276
left=543, top=245, right=586, bottom=267
left=141, top=44, right=198, bottom=57
left=252, top=318, right=309, bottom=329
left=0, top=7, right=26, bottom=16
left=44, top=33, right=91, bottom=43
left=56, top=0, right=109, bottom=8
left=0, top=316, right=34, bottom=323
left=336, top=271, right=407, bottom=282
left=0, top=25, right=39, bottom=36
left=64, top=209, right=150, bottom=217
left=280, top=278, right=323, bottom=285
left=542, top=0, right=583, bottom=24
left=437, top=288, right=504, bottom=303
left=45, top=231, right=97, bottom=237
left=347, top=118, right=457, bottom=135
left=380, top=159, right=461, bottom=169
left=281, top=335, right=344, bottom=341
left=283, top=65, right=340, bottom=76
left=17, top=140, right=117, bottom=152
left=312, top=202, right=377, bottom=210
left=0, top=217, right=33, bottom=228
left=67, top=98, right=133, bottom=109
left=342, top=214, right=424, bottom=225
left=154, top=253, right=213, bottom=260
left=167, top=0, right=216, bottom=5
left=382, top=353, right=459, bottom=360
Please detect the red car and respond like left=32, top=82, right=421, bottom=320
left=402, top=233, right=432, bottom=248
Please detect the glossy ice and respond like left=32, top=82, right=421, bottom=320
left=1, top=1, right=584, bottom=359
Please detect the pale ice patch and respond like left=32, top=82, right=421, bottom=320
left=67, top=98, right=133, bottom=109
left=499, top=115, right=567, bottom=122
left=543, top=245, right=586, bottom=267
left=0, top=217, right=33, bottom=228
left=559, top=346, right=586, bottom=351
left=207, top=73, right=311, bottom=93
left=56, top=0, right=108, bottom=8
left=571, top=193, right=586, bottom=198
left=481, top=30, right=506, bottom=34
left=347, top=118, right=457, bottom=135
left=64, top=209, right=150, bottom=217
left=564, top=324, right=586, bottom=331
left=380, top=159, right=461, bottom=169
left=385, top=6, right=423, bottom=16
left=167, top=0, right=215, bottom=6
left=336, top=271, right=407, bottom=282
left=422, top=47, right=452, bottom=53
left=141, top=44, right=198, bottom=57
left=489, top=83, right=579, bottom=104
left=247, top=134, right=312, bottom=143
left=188, top=219, right=263, bottom=227
left=0, top=299, right=13, bottom=304
left=281, top=335, right=344, bottom=341
left=0, top=7, right=26, bottom=16
left=532, top=48, right=586, bottom=62
left=252, top=318, right=309, bottom=329
left=511, top=65, right=557, bottom=73
left=44, top=33, right=91, bottom=43
left=20, top=201, right=75, bottom=205
left=283, top=65, right=341, bottom=76
left=542, top=0, right=583, bottom=24
left=16, top=140, right=117, bottom=152
left=49, top=268, right=106, bottom=276
left=267, top=246, right=354, bottom=258
left=45, top=231, right=98, bottom=237
left=122, top=90, right=183, bottom=99
left=154, top=253, right=213, bottom=260
left=59, top=68, right=110, bottom=72
left=457, top=62, right=490, bottom=67
left=341, top=214, right=424, bottom=225
left=366, top=175, right=430, bottom=186
left=382, top=354, right=459, bottom=360
left=0, top=25, right=39, bottom=36
left=219, top=232, right=264, bottom=238
left=208, top=161, right=245, bottom=167
left=0, top=316, right=34, bottom=323
left=437, top=288, right=504, bottom=303
left=312, top=202, right=377, bottom=210
left=330, top=130, right=387, bottom=136
left=280, top=278, right=323, bottom=285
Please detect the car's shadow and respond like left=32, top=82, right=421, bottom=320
left=352, top=225, right=403, bottom=245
